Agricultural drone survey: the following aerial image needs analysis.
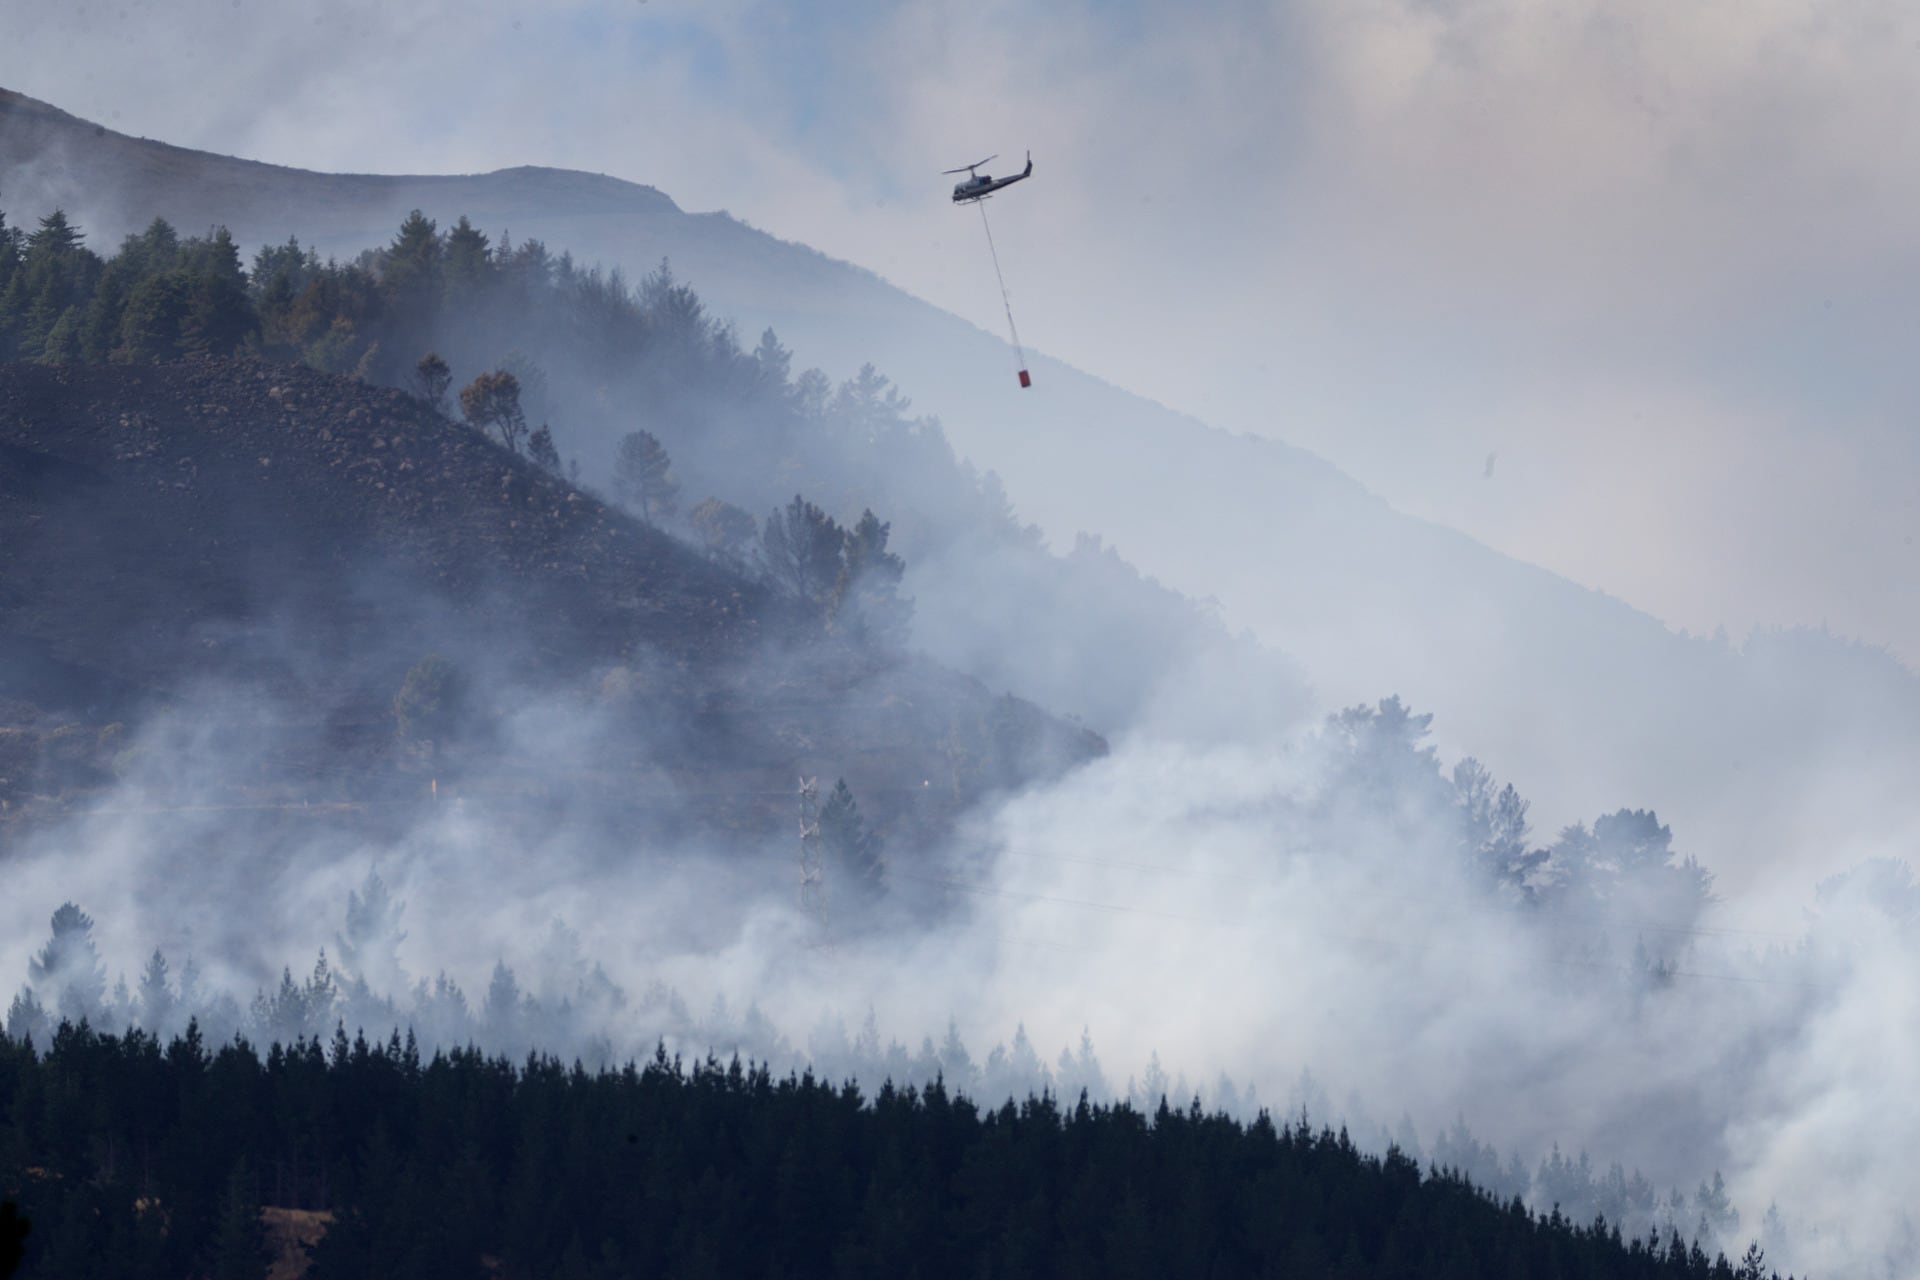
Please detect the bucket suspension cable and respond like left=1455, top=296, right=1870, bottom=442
left=976, top=200, right=1031, bottom=387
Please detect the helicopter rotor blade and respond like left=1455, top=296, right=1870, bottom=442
left=941, top=154, right=997, bottom=175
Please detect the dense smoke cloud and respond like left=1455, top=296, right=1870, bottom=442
left=5, top=663, right=1915, bottom=1275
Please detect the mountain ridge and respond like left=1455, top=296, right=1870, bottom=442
left=0, top=87, right=683, bottom=216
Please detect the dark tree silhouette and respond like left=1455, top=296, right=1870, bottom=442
left=527, top=423, right=561, bottom=474
left=442, top=216, right=491, bottom=297
left=412, top=351, right=452, bottom=409
left=27, top=903, right=105, bottom=1026
left=751, top=326, right=791, bottom=390
left=207, top=1161, right=270, bottom=1280
left=137, top=948, right=175, bottom=1034
left=819, top=778, right=886, bottom=904
left=832, top=507, right=911, bottom=644
left=459, top=369, right=528, bottom=453
left=761, top=495, right=844, bottom=619
left=0, top=1022, right=1780, bottom=1280
left=613, top=429, right=679, bottom=523
left=0, top=1201, right=25, bottom=1280
left=336, top=869, right=408, bottom=998
left=384, top=209, right=442, bottom=305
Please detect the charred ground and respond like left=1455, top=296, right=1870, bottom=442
left=0, top=356, right=1103, bottom=842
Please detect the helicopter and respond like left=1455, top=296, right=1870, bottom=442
left=945, top=151, right=1033, bottom=204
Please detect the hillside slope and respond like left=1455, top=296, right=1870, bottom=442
left=0, top=357, right=1102, bottom=835
left=0, top=359, right=751, bottom=684
left=0, top=89, right=1688, bottom=757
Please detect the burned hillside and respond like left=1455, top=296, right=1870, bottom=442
left=0, top=357, right=1103, bottom=840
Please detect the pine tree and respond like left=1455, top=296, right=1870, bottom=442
left=832, top=362, right=911, bottom=437
left=80, top=233, right=145, bottom=361
left=527, top=424, right=561, bottom=474
left=1693, top=1169, right=1739, bottom=1242
left=303, top=952, right=338, bottom=1034
left=831, top=508, right=911, bottom=644
left=249, top=235, right=319, bottom=303
left=482, top=961, right=524, bottom=1051
left=249, top=236, right=320, bottom=345
left=116, top=271, right=192, bottom=361
left=37, top=306, right=82, bottom=363
left=613, top=430, right=679, bottom=523
left=442, top=216, right=491, bottom=297
left=751, top=326, right=792, bottom=390
left=207, top=1162, right=269, bottom=1280
left=3, top=990, right=48, bottom=1045
left=637, top=257, right=710, bottom=359
left=1593, top=809, right=1675, bottom=875
left=137, top=949, right=175, bottom=1035
left=790, top=367, right=832, bottom=419
left=15, top=211, right=102, bottom=358
left=386, top=210, right=442, bottom=287
left=938, top=1018, right=977, bottom=1093
left=820, top=780, right=886, bottom=907
left=25, top=209, right=83, bottom=256
left=760, top=495, right=844, bottom=618
left=337, top=869, right=408, bottom=996
left=27, top=902, right=107, bottom=1025
left=176, top=229, right=255, bottom=355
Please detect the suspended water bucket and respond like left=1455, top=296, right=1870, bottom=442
left=1018, top=369, right=1032, bottom=388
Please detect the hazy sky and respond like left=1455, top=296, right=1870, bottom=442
left=5, top=0, right=1918, bottom=655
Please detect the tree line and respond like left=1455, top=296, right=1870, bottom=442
left=0, top=743, right=1772, bottom=1271
left=0, top=1020, right=1783, bottom=1280
left=1318, top=695, right=1717, bottom=959
left=0, top=203, right=924, bottom=645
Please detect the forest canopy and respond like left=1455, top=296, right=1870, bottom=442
left=0, top=1023, right=1780, bottom=1280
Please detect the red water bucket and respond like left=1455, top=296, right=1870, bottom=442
left=1018, top=369, right=1032, bottom=388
